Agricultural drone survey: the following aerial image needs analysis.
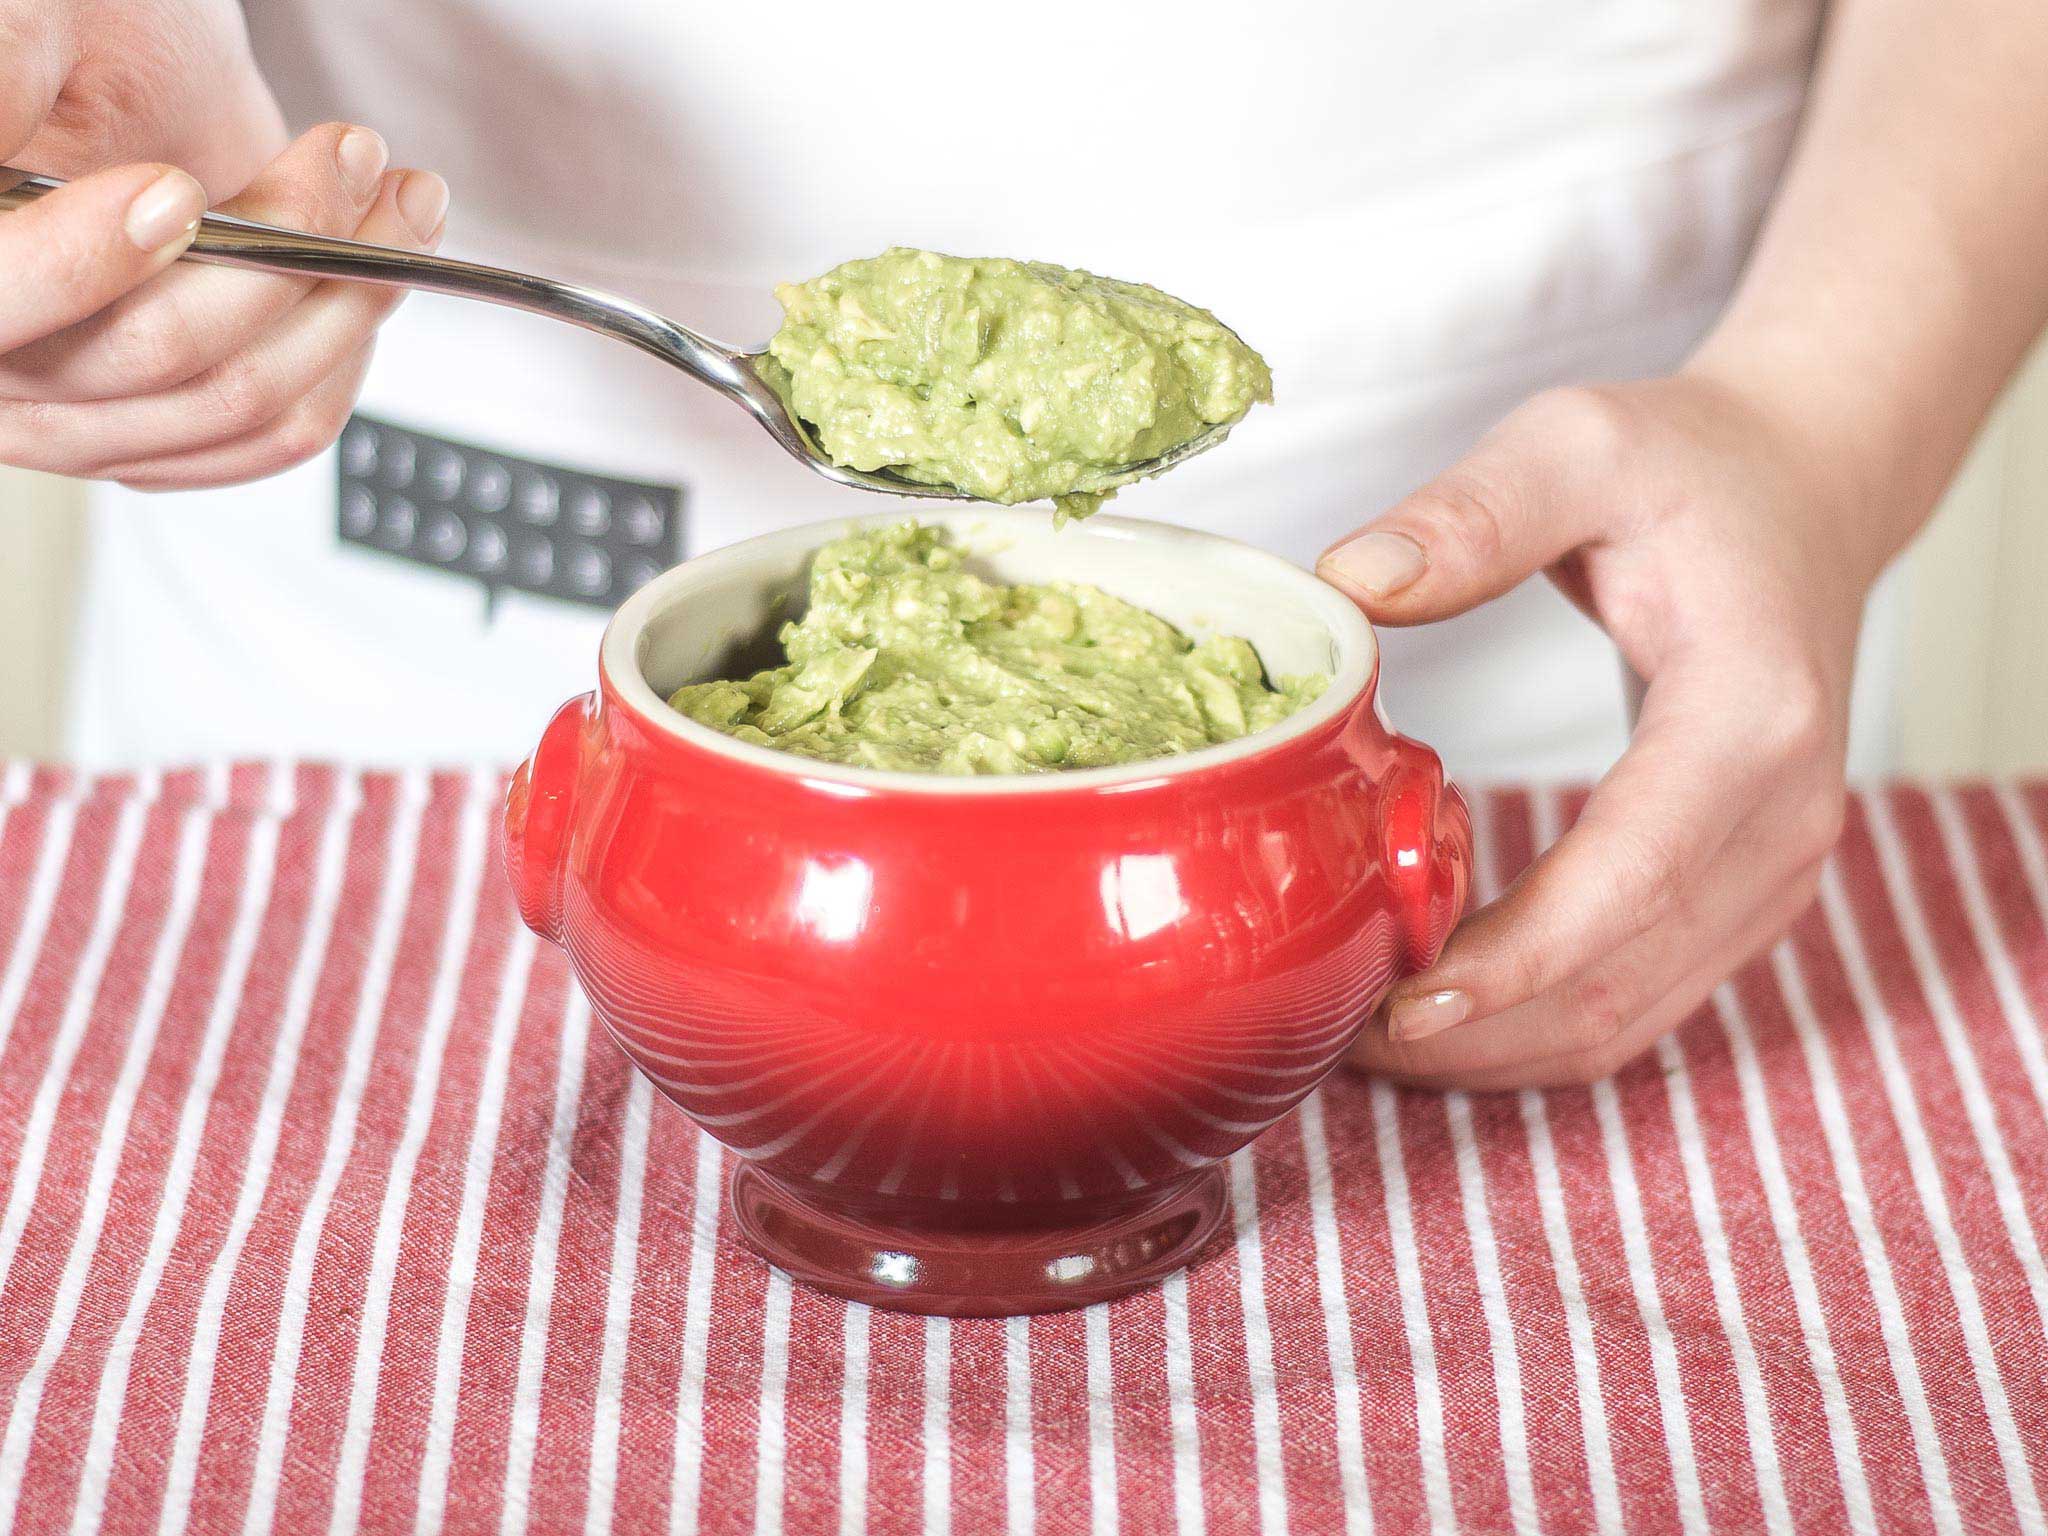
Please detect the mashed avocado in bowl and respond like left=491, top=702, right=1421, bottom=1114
left=764, top=249, right=1272, bottom=520
left=668, top=522, right=1326, bottom=775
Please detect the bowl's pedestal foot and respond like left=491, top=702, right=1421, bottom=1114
left=728, top=1162, right=1230, bottom=1317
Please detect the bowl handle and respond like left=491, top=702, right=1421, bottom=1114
left=1380, top=737, right=1473, bottom=975
left=505, top=691, right=596, bottom=944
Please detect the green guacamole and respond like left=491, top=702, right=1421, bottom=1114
left=669, top=523, right=1326, bottom=775
left=764, top=249, right=1272, bottom=519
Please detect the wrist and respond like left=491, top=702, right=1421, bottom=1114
left=1679, top=326, right=1943, bottom=587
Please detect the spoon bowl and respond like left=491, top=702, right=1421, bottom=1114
left=0, top=167, right=1234, bottom=501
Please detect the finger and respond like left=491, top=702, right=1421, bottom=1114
left=0, top=122, right=395, bottom=402
left=1315, top=387, right=1631, bottom=626
left=108, top=340, right=376, bottom=492
left=1352, top=841, right=1821, bottom=1089
left=0, top=3, right=76, bottom=159
left=0, top=163, right=205, bottom=352
left=4, top=167, right=443, bottom=475
left=1378, top=657, right=1772, bottom=1045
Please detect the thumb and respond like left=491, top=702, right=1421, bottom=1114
left=1316, top=389, right=1614, bottom=626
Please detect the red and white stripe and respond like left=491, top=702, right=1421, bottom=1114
left=153, top=765, right=369, bottom=1536
left=55, top=764, right=292, bottom=1536
left=2, top=768, right=2047, bottom=1534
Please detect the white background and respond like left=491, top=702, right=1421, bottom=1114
left=3, top=335, right=2044, bottom=774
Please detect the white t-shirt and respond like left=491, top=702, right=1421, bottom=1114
left=69, top=0, right=1903, bottom=778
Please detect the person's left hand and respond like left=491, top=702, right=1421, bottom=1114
left=1323, top=373, right=1866, bottom=1090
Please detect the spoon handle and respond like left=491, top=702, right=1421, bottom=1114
left=0, top=164, right=753, bottom=399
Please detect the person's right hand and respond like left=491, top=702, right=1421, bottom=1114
left=0, top=0, right=448, bottom=489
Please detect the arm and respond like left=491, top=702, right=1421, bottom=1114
left=1692, top=0, right=2048, bottom=574
left=1325, top=0, right=2048, bottom=1089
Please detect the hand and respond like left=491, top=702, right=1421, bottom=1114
left=0, top=0, right=447, bottom=488
left=1323, top=376, right=1862, bottom=1090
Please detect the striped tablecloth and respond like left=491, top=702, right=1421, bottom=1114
left=0, top=763, right=2044, bottom=1536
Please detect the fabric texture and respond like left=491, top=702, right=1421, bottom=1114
left=0, top=763, right=2043, bottom=1534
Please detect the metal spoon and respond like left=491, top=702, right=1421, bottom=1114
left=0, top=166, right=1233, bottom=501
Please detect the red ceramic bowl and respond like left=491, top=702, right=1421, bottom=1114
left=506, top=509, right=1469, bottom=1315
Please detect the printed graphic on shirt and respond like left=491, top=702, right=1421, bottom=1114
left=337, top=414, right=685, bottom=610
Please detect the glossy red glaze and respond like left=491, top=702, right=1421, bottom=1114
left=505, top=690, right=594, bottom=942
left=506, top=518, right=1470, bottom=1315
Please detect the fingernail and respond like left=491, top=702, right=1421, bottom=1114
left=1320, top=530, right=1428, bottom=601
left=336, top=126, right=389, bottom=201
left=1388, top=987, right=1472, bottom=1042
left=124, top=169, right=205, bottom=253
left=396, top=170, right=448, bottom=241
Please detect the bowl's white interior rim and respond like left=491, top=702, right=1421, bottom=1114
left=599, top=507, right=1378, bottom=797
